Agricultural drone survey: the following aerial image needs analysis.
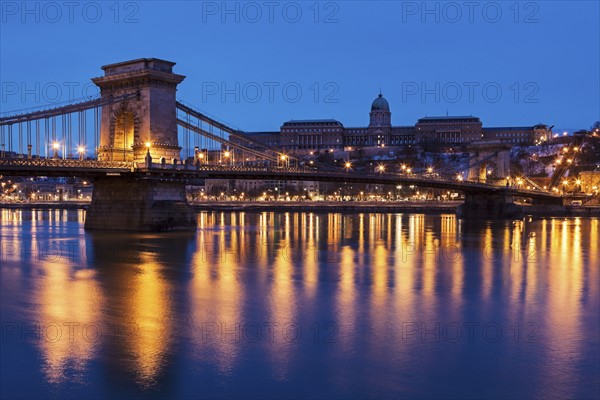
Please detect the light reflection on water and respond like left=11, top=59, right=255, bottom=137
left=0, top=210, right=598, bottom=399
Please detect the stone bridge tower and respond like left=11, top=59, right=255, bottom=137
left=92, top=58, right=185, bottom=163
left=466, top=141, right=511, bottom=183
left=85, top=58, right=196, bottom=232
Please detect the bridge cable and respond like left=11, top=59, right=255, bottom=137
left=18, top=123, right=23, bottom=157
left=35, top=120, right=40, bottom=159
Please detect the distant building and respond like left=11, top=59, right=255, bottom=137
left=239, top=93, right=552, bottom=152
left=484, top=124, right=551, bottom=146
left=415, top=116, right=482, bottom=145
left=579, top=170, right=600, bottom=194
left=281, top=119, right=344, bottom=150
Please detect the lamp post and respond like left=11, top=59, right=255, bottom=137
left=224, top=150, right=231, bottom=165
left=52, top=142, right=59, bottom=159
left=78, top=146, right=85, bottom=161
left=145, top=142, right=152, bottom=168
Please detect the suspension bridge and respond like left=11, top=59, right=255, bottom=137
left=0, top=58, right=562, bottom=230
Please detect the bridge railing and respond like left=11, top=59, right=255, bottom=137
left=0, top=158, right=132, bottom=169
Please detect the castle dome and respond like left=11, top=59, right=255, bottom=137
left=371, top=93, right=390, bottom=112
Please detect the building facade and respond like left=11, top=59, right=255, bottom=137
left=242, top=93, right=552, bottom=153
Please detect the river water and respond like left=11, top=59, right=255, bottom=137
left=1, top=209, right=598, bottom=399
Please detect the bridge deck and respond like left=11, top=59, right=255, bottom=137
left=0, top=158, right=561, bottom=200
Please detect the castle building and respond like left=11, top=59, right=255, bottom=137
left=236, top=93, right=552, bottom=153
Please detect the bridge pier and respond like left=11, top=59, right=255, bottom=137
left=458, top=193, right=523, bottom=219
left=84, top=177, right=196, bottom=231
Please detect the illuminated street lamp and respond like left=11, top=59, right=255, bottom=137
left=144, top=142, right=152, bottom=167
left=77, top=146, right=85, bottom=160
left=344, top=161, right=352, bottom=171
left=377, top=165, right=385, bottom=173
left=223, top=150, right=231, bottom=165
left=516, top=177, right=523, bottom=187
left=456, top=174, right=463, bottom=182
left=52, top=142, right=60, bottom=159
left=427, top=166, right=433, bottom=174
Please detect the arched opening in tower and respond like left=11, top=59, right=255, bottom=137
left=113, top=111, right=135, bottom=161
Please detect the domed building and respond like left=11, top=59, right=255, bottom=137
left=370, top=93, right=390, bottom=115
left=368, top=93, right=392, bottom=147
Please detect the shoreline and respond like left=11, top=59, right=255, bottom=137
left=0, top=202, right=89, bottom=210
left=2, top=201, right=599, bottom=217
left=190, top=201, right=462, bottom=214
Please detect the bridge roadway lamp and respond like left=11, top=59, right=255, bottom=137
left=52, top=142, right=60, bottom=159
left=144, top=142, right=152, bottom=167
left=78, top=146, right=85, bottom=160
left=562, top=179, right=569, bottom=193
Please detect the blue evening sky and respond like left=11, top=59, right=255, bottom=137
left=1, top=1, right=599, bottom=132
